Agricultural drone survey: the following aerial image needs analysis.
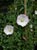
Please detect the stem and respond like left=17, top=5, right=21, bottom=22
left=24, top=0, right=27, bottom=15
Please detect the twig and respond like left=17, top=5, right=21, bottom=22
left=24, top=0, right=27, bottom=15
left=22, top=36, right=27, bottom=41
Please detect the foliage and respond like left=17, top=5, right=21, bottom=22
left=0, top=0, right=37, bottom=50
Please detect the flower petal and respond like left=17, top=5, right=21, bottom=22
left=17, top=14, right=29, bottom=27
left=4, top=25, right=14, bottom=35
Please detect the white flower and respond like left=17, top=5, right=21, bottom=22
left=17, top=14, right=29, bottom=27
left=4, top=25, right=14, bottom=35
left=35, top=10, right=37, bottom=14
left=29, top=24, right=33, bottom=28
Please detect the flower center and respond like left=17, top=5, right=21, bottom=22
left=9, top=29, right=12, bottom=32
left=20, top=18, right=24, bottom=22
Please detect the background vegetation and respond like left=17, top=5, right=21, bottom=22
left=0, top=0, right=37, bottom=50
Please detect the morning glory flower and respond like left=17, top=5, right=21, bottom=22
left=17, top=14, right=29, bottom=27
left=4, top=25, right=14, bottom=35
